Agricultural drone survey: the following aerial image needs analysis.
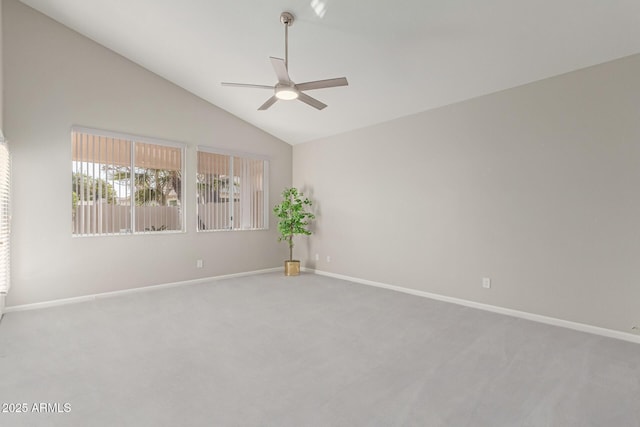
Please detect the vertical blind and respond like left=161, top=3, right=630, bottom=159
left=197, top=148, right=268, bottom=231
left=0, top=139, right=10, bottom=294
left=72, top=128, right=184, bottom=236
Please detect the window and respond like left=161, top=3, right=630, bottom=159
left=197, top=147, right=268, bottom=231
left=0, top=139, right=10, bottom=295
left=72, top=127, right=185, bottom=236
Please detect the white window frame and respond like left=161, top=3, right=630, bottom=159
left=196, top=146, right=269, bottom=232
left=72, top=126, right=187, bottom=237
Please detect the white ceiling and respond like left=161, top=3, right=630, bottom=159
left=19, top=0, right=640, bottom=145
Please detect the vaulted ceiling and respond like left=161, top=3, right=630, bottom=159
left=19, top=0, right=640, bottom=144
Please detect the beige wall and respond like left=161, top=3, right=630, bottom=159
left=3, top=0, right=291, bottom=306
left=294, top=54, right=640, bottom=334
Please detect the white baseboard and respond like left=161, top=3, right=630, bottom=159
left=302, top=267, right=640, bottom=345
left=4, top=267, right=280, bottom=313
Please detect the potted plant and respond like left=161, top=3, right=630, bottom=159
left=273, top=187, right=315, bottom=276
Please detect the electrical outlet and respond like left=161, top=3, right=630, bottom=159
left=315, top=253, right=319, bottom=261
left=326, top=255, right=331, bottom=262
left=196, top=259, right=203, bottom=268
left=482, top=277, right=491, bottom=289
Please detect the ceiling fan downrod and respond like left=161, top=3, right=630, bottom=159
left=281, top=12, right=294, bottom=70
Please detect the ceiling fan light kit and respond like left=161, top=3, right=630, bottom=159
left=221, top=11, right=348, bottom=111
left=275, top=84, right=299, bottom=100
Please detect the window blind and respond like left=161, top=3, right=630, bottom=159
left=0, top=139, right=10, bottom=294
left=197, top=148, right=268, bottom=231
left=72, top=128, right=185, bottom=236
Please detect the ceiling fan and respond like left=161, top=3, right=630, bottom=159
left=221, top=12, right=348, bottom=111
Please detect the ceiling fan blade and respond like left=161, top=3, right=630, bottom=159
left=221, top=82, right=274, bottom=89
left=297, top=92, right=327, bottom=110
left=270, top=57, right=291, bottom=83
left=258, top=96, right=278, bottom=111
left=296, top=77, right=349, bottom=91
